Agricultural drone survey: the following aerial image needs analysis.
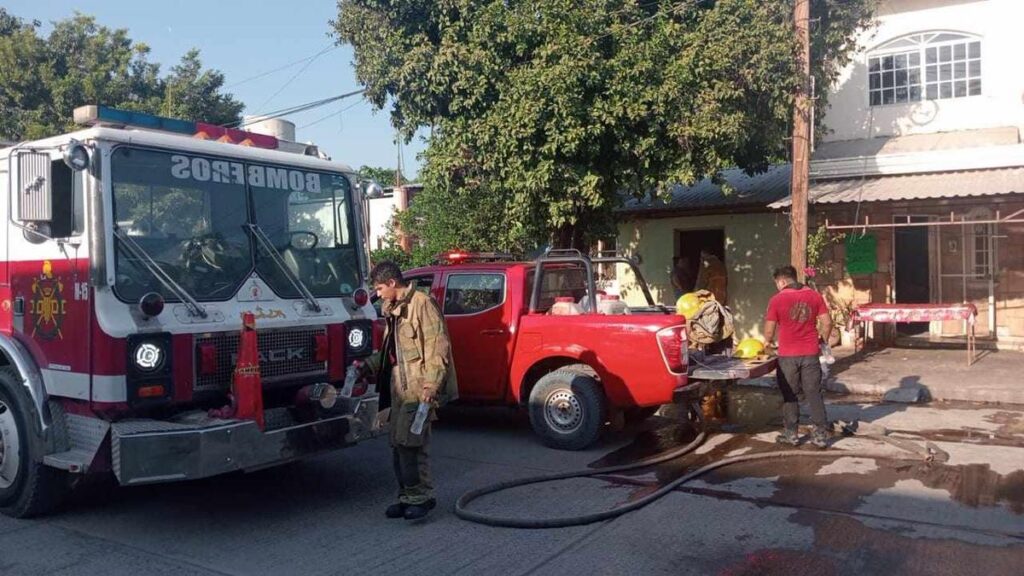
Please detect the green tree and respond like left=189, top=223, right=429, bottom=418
left=334, top=0, right=874, bottom=250
left=357, top=165, right=406, bottom=187
left=0, top=11, right=242, bottom=140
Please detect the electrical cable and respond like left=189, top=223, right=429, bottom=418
left=225, top=44, right=340, bottom=89
left=297, top=97, right=367, bottom=130
left=454, top=403, right=942, bottom=529
left=225, top=89, right=366, bottom=128
left=250, top=44, right=338, bottom=116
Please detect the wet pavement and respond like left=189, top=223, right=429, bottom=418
left=0, top=386, right=1022, bottom=575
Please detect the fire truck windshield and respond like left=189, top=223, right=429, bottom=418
left=110, top=146, right=359, bottom=304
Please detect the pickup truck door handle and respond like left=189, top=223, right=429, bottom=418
left=481, top=329, right=506, bottom=336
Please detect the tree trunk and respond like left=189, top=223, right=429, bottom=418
left=553, top=225, right=585, bottom=250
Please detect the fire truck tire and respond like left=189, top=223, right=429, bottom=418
left=0, top=368, right=70, bottom=518
left=528, top=367, right=606, bottom=451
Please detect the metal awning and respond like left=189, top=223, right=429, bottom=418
left=769, top=167, right=1024, bottom=208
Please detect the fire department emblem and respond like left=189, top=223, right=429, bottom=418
left=348, top=327, right=366, bottom=349
left=31, top=260, right=66, bottom=340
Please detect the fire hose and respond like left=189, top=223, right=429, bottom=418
left=454, top=404, right=948, bottom=529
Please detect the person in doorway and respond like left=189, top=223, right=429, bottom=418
left=763, top=265, right=832, bottom=449
left=671, top=256, right=694, bottom=299
left=695, top=250, right=728, bottom=304
left=371, top=261, right=459, bottom=520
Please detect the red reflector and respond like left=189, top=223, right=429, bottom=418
left=353, top=288, right=369, bottom=307
left=137, top=385, right=166, bottom=398
left=194, top=122, right=278, bottom=149
left=315, top=333, right=330, bottom=363
left=199, top=343, right=218, bottom=376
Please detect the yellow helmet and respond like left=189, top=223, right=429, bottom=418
left=735, top=338, right=765, bottom=359
left=675, top=292, right=702, bottom=320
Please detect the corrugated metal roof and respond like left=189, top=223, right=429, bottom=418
left=620, top=165, right=791, bottom=213
left=813, top=127, right=1020, bottom=160
left=770, top=167, right=1024, bottom=208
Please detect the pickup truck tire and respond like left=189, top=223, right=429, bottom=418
left=0, top=368, right=69, bottom=518
left=528, top=368, right=606, bottom=450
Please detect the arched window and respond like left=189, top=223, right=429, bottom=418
left=868, top=32, right=982, bottom=106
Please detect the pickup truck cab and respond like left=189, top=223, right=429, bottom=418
left=402, top=250, right=689, bottom=449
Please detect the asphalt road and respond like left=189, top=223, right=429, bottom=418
left=1, top=393, right=1022, bottom=576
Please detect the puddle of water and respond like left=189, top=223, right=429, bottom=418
left=717, top=548, right=837, bottom=576
left=791, top=511, right=1024, bottom=575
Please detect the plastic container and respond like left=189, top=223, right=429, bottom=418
left=410, top=402, right=430, bottom=435
left=339, top=361, right=361, bottom=397
left=597, top=294, right=628, bottom=315
left=550, top=296, right=583, bottom=316
left=819, top=342, right=835, bottom=365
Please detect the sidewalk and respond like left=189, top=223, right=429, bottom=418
left=825, top=346, right=1024, bottom=405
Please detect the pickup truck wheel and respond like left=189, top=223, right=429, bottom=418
left=0, top=368, right=69, bottom=518
left=528, top=368, right=606, bottom=451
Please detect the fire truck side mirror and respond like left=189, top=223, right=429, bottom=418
left=361, top=180, right=384, bottom=199
left=15, top=151, right=54, bottom=223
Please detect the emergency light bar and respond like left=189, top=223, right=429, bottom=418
left=73, top=105, right=278, bottom=149
left=434, top=251, right=516, bottom=264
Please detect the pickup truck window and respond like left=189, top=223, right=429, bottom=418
left=526, top=267, right=588, bottom=313
left=444, top=273, right=505, bottom=315
left=408, top=276, right=433, bottom=295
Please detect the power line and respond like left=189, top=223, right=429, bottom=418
left=228, top=88, right=367, bottom=128
left=224, top=44, right=340, bottom=89
left=297, top=97, right=368, bottom=129
left=250, top=43, right=338, bottom=115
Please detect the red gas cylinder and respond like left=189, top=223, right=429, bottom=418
left=233, top=312, right=265, bottom=430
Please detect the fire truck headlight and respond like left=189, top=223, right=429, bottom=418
left=133, top=342, right=165, bottom=372
left=63, top=141, right=91, bottom=171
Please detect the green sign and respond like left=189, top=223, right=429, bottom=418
left=845, top=233, right=876, bottom=275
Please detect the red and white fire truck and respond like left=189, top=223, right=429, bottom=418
left=0, top=106, right=382, bottom=517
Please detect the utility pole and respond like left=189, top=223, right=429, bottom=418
left=790, top=0, right=811, bottom=280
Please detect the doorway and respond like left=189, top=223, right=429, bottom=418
left=894, top=216, right=931, bottom=335
left=675, top=228, right=725, bottom=296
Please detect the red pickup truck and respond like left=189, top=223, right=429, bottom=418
left=400, top=250, right=690, bottom=450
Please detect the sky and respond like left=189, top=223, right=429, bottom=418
left=4, top=0, right=426, bottom=178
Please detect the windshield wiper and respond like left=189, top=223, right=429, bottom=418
left=245, top=224, right=321, bottom=313
left=113, top=227, right=208, bottom=318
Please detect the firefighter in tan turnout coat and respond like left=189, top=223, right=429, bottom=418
left=370, top=261, right=458, bottom=521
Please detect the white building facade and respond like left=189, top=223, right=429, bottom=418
left=777, top=0, right=1024, bottom=346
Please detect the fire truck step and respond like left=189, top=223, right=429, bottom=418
left=43, top=448, right=96, bottom=473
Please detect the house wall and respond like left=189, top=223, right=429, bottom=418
left=367, top=194, right=397, bottom=250
left=813, top=196, right=1024, bottom=344
left=617, top=213, right=790, bottom=340
left=823, top=0, right=1024, bottom=142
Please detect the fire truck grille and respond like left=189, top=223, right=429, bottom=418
left=194, top=327, right=328, bottom=392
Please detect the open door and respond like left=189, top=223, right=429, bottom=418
left=893, top=216, right=931, bottom=335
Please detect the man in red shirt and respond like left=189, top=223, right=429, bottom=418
left=763, top=265, right=833, bottom=448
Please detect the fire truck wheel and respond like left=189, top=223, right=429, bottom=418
left=0, top=368, right=70, bottom=518
left=528, top=367, right=606, bottom=451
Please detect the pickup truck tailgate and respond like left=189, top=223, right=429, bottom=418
left=688, top=354, right=778, bottom=381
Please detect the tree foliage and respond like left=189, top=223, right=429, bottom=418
left=357, top=165, right=407, bottom=187
left=334, top=0, right=874, bottom=250
left=0, top=10, right=243, bottom=140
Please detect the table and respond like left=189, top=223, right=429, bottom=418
left=851, top=303, right=978, bottom=365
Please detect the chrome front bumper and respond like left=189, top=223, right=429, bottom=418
left=111, top=396, right=380, bottom=486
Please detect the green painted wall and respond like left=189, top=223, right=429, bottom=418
left=616, top=213, right=791, bottom=340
